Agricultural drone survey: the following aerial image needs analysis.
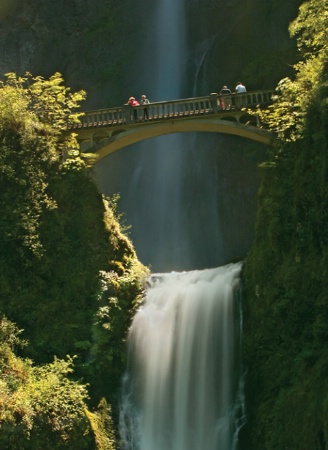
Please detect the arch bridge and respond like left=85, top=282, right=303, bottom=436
left=71, top=90, right=275, bottom=162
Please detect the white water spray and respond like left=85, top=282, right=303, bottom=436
left=120, top=263, right=245, bottom=450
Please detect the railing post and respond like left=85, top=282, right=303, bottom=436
left=210, top=93, right=218, bottom=113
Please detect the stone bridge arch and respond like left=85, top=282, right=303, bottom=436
left=81, top=118, right=273, bottom=162
left=71, top=90, right=275, bottom=162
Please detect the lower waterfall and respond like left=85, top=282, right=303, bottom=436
left=119, top=263, right=245, bottom=450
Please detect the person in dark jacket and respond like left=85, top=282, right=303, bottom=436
left=140, top=94, right=150, bottom=120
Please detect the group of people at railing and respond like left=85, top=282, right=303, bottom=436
left=127, top=94, right=150, bottom=120
left=74, top=86, right=273, bottom=130
left=125, top=82, right=247, bottom=122
left=215, top=81, right=247, bottom=110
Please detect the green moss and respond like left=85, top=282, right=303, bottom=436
left=241, top=60, right=328, bottom=450
left=0, top=73, right=148, bottom=448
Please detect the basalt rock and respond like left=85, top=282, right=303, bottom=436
left=0, top=0, right=302, bottom=109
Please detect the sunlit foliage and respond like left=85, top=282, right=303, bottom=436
left=0, top=72, right=148, bottom=446
left=242, top=1, right=328, bottom=449
left=256, top=0, right=328, bottom=143
left=0, top=72, right=86, bottom=257
left=0, top=317, right=93, bottom=449
left=1, top=72, right=86, bottom=158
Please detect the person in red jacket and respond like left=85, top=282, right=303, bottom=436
left=128, top=96, right=140, bottom=120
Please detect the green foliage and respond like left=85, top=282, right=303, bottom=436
left=0, top=71, right=148, bottom=448
left=0, top=72, right=103, bottom=366
left=85, top=199, right=149, bottom=401
left=0, top=72, right=86, bottom=258
left=0, top=317, right=95, bottom=450
left=85, top=398, right=117, bottom=450
left=241, top=1, right=328, bottom=448
left=289, top=0, right=328, bottom=56
left=0, top=163, right=147, bottom=398
left=1, top=72, right=86, bottom=157
left=255, top=0, right=328, bottom=143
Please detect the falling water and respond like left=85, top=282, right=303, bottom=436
left=104, top=1, right=250, bottom=448
left=119, top=263, right=245, bottom=450
left=94, top=0, right=263, bottom=272
left=95, top=0, right=225, bottom=272
left=122, top=0, right=193, bottom=271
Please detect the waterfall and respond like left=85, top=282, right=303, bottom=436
left=121, top=0, right=192, bottom=272
left=95, top=0, right=225, bottom=273
left=94, top=0, right=263, bottom=272
left=119, top=263, right=245, bottom=450
left=97, top=2, right=252, bottom=447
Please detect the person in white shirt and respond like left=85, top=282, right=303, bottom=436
left=235, top=82, right=247, bottom=93
left=235, top=82, right=247, bottom=108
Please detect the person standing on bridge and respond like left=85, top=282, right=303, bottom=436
left=140, top=94, right=150, bottom=120
left=235, top=82, right=247, bottom=109
left=128, top=96, right=140, bottom=121
left=220, top=85, right=232, bottom=110
left=235, top=82, right=246, bottom=93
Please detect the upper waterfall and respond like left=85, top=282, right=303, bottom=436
left=152, top=0, right=186, bottom=99
left=94, top=0, right=263, bottom=273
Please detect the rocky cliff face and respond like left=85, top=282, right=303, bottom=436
left=0, top=0, right=302, bottom=109
left=0, top=0, right=141, bottom=108
left=184, top=0, right=302, bottom=94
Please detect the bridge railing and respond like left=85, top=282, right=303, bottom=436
left=74, top=106, right=126, bottom=128
left=215, top=90, right=274, bottom=111
left=70, top=90, right=274, bottom=129
left=137, top=95, right=213, bottom=121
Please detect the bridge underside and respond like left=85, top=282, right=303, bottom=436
left=77, top=115, right=274, bottom=162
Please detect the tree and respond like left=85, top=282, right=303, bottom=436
left=0, top=72, right=86, bottom=258
left=256, top=0, right=328, bottom=143
left=289, top=0, right=328, bottom=56
left=0, top=317, right=95, bottom=449
left=0, top=72, right=148, bottom=413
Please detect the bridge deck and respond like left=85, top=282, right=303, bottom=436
left=70, top=90, right=273, bottom=131
left=68, top=90, right=275, bottom=161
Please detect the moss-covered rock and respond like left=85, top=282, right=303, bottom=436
left=241, top=58, right=328, bottom=450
